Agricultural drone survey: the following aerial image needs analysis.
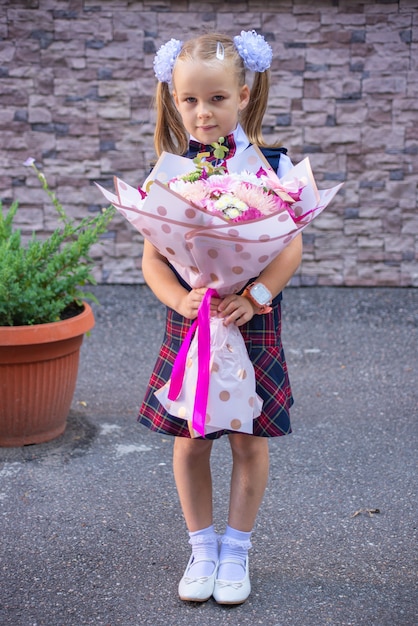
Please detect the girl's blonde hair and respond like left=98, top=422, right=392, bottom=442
left=153, top=33, right=272, bottom=157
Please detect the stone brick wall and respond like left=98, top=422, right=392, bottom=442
left=1, top=0, right=417, bottom=286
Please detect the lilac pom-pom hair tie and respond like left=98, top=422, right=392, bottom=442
left=153, top=30, right=272, bottom=83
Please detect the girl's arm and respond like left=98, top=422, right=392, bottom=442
left=218, top=233, right=303, bottom=326
left=141, top=239, right=208, bottom=319
left=252, top=232, right=303, bottom=297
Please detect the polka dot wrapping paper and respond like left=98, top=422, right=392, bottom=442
left=96, top=146, right=343, bottom=298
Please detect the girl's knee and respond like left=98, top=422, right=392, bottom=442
left=228, top=434, right=268, bottom=460
left=174, top=436, right=213, bottom=460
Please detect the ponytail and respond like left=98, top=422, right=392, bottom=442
left=154, top=82, right=188, bottom=156
left=241, top=71, right=271, bottom=147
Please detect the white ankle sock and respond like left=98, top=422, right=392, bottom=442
left=187, top=525, right=219, bottom=578
left=217, top=525, right=252, bottom=581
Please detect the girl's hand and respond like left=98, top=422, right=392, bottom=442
left=178, top=287, right=211, bottom=319
left=217, top=293, right=255, bottom=327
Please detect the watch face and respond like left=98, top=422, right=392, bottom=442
left=250, top=283, right=272, bottom=306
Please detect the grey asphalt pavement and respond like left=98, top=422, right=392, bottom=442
left=0, top=285, right=417, bottom=626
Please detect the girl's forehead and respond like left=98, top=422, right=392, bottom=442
left=173, top=59, right=238, bottom=92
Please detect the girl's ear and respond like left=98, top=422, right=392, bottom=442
left=172, top=90, right=180, bottom=110
left=239, top=84, right=250, bottom=111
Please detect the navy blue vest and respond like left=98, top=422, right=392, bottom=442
left=258, top=146, right=288, bottom=172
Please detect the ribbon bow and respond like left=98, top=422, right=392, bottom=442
left=187, top=134, right=236, bottom=161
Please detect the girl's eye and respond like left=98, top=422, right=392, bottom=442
left=213, top=95, right=225, bottom=102
left=185, top=97, right=196, bottom=103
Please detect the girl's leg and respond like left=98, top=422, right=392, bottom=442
left=174, top=437, right=218, bottom=600
left=173, top=436, right=214, bottom=531
left=216, top=434, right=269, bottom=592
left=227, top=433, right=269, bottom=531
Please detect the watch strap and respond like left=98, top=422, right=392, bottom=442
left=242, top=287, right=273, bottom=314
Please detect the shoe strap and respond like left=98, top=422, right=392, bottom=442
left=186, top=557, right=218, bottom=579
left=216, top=557, right=247, bottom=586
left=189, top=557, right=217, bottom=566
left=218, top=557, right=246, bottom=568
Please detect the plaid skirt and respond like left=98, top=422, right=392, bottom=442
left=138, top=294, right=293, bottom=439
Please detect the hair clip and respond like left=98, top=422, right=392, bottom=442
left=233, top=30, right=273, bottom=72
left=216, top=41, right=225, bottom=60
left=153, top=38, right=183, bottom=83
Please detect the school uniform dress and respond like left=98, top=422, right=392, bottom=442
left=138, top=126, right=294, bottom=439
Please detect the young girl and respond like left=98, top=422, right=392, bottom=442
left=138, top=31, right=302, bottom=605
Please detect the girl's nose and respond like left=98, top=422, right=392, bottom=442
left=197, top=103, right=211, bottom=119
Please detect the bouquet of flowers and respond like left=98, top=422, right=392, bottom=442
left=96, top=142, right=343, bottom=436
left=98, top=143, right=341, bottom=298
left=162, top=140, right=305, bottom=224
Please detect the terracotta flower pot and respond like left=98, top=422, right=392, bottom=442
left=0, top=303, right=94, bottom=447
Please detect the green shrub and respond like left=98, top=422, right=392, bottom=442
left=0, top=160, right=115, bottom=326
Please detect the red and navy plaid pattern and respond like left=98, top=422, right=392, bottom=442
left=138, top=297, right=293, bottom=439
left=187, top=133, right=237, bottom=161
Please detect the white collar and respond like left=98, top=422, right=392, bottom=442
left=232, top=124, right=251, bottom=154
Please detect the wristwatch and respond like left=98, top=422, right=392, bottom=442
left=242, top=282, right=273, bottom=314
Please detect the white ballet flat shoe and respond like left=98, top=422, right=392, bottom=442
left=213, top=557, right=251, bottom=605
left=178, top=555, right=218, bottom=602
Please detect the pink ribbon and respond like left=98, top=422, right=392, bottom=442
left=289, top=205, right=323, bottom=223
left=168, top=288, right=218, bottom=437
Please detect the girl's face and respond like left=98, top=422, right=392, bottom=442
left=172, top=59, right=250, bottom=145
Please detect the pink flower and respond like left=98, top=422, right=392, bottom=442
left=205, top=175, right=239, bottom=196
left=231, top=207, right=263, bottom=222
left=169, top=179, right=209, bottom=207
left=234, top=183, right=279, bottom=215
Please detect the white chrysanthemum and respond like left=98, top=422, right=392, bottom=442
left=214, top=194, right=248, bottom=213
